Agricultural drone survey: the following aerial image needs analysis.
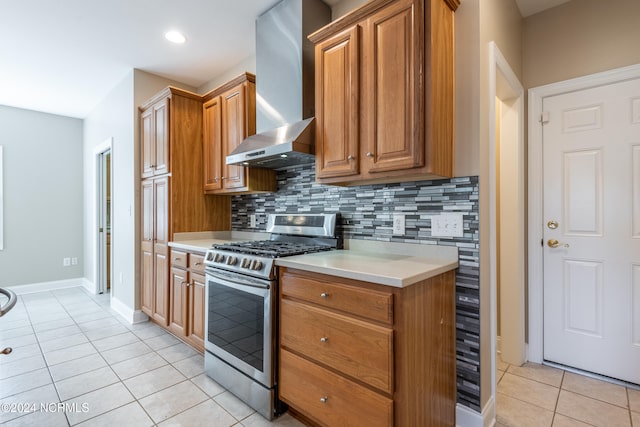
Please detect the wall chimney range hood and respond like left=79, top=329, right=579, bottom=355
left=225, top=0, right=330, bottom=169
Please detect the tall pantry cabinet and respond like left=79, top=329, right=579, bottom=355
left=140, top=87, right=231, bottom=325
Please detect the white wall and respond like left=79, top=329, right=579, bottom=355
left=83, top=69, right=194, bottom=315
left=83, top=71, right=135, bottom=308
left=523, top=0, right=640, bottom=89
left=197, top=55, right=256, bottom=94
left=0, top=105, right=83, bottom=287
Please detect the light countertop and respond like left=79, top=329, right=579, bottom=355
left=168, top=231, right=269, bottom=253
left=170, top=233, right=458, bottom=287
left=275, top=240, right=458, bottom=288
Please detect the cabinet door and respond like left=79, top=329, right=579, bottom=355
left=221, top=85, right=248, bottom=190
left=141, top=180, right=154, bottom=316
left=141, top=108, right=155, bottom=178
left=141, top=249, right=154, bottom=317
left=153, top=176, right=170, bottom=325
left=362, top=0, right=424, bottom=174
left=188, top=272, right=206, bottom=350
left=153, top=99, right=170, bottom=176
left=315, top=26, right=360, bottom=179
left=169, top=267, right=188, bottom=336
left=203, top=97, right=223, bottom=191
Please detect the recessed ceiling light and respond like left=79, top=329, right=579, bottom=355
left=165, top=30, right=186, bottom=44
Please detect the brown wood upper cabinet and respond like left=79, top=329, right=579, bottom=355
left=141, top=97, right=169, bottom=178
left=309, top=0, right=459, bottom=185
left=202, top=73, right=276, bottom=194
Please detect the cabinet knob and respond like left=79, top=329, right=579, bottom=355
left=221, top=176, right=226, bottom=180
left=214, top=177, right=219, bottom=182
left=320, top=337, right=328, bottom=343
left=181, top=281, right=187, bottom=286
left=149, top=164, right=155, bottom=168
left=366, top=152, right=374, bottom=158
left=320, top=292, right=329, bottom=299
left=320, top=397, right=328, bottom=404
left=347, top=155, right=354, bottom=160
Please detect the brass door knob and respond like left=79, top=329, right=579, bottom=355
left=547, top=239, right=569, bottom=248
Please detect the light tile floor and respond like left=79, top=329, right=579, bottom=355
left=0, top=287, right=305, bottom=427
left=496, top=354, right=640, bottom=427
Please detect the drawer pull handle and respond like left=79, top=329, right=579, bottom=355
left=320, top=397, right=328, bottom=404
left=320, top=337, right=328, bottom=343
left=320, top=292, right=329, bottom=299
left=174, top=257, right=181, bottom=261
left=195, top=262, right=202, bottom=266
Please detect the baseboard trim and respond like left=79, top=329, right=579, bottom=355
left=110, top=295, right=149, bottom=325
left=456, top=396, right=496, bottom=427
left=81, top=278, right=95, bottom=294
left=6, top=278, right=87, bottom=295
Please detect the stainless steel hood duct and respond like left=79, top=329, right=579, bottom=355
left=226, top=0, right=330, bottom=169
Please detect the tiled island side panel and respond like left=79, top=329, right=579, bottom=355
left=232, top=164, right=481, bottom=412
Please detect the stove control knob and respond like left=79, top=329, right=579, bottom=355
left=214, top=253, right=225, bottom=263
left=226, top=256, right=237, bottom=266
left=206, top=253, right=214, bottom=261
left=251, top=260, right=263, bottom=271
left=241, top=258, right=251, bottom=269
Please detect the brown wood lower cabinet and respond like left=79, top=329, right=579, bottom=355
left=167, top=249, right=206, bottom=352
left=280, top=349, right=393, bottom=427
left=278, top=268, right=456, bottom=427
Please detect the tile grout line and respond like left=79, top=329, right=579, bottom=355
left=47, top=288, right=247, bottom=426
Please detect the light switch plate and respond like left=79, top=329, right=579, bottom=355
left=249, top=214, right=256, bottom=228
left=431, top=213, right=464, bottom=238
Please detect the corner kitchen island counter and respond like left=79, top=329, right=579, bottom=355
left=274, top=239, right=458, bottom=287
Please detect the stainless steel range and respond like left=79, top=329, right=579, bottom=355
left=203, top=213, right=341, bottom=420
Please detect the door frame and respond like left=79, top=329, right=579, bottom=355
left=94, top=137, right=113, bottom=295
left=527, top=63, right=640, bottom=363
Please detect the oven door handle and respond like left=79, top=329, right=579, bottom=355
left=205, top=268, right=271, bottom=290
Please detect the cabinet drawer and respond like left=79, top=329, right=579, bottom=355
left=170, top=250, right=188, bottom=269
left=188, top=253, right=205, bottom=274
left=280, top=299, right=393, bottom=394
left=280, top=349, right=393, bottom=427
left=280, top=270, right=393, bottom=324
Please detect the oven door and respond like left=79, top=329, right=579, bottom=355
left=204, top=267, right=275, bottom=388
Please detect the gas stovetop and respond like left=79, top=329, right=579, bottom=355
left=204, top=214, right=341, bottom=280
left=212, top=240, right=335, bottom=258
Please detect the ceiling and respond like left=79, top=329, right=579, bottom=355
left=0, top=0, right=569, bottom=119
left=0, top=0, right=280, bottom=118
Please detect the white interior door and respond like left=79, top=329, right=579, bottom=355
left=542, top=76, right=640, bottom=384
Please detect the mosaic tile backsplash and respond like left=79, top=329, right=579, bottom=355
left=232, top=164, right=481, bottom=412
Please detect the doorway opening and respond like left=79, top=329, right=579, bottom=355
left=95, top=140, right=113, bottom=295
left=489, top=41, right=526, bottom=404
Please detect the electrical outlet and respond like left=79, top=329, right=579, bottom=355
left=63, top=257, right=71, bottom=267
left=71, top=257, right=78, bottom=265
left=249, top=214, right=257, bottom=228
left=393, top=214, right=405, bottom=235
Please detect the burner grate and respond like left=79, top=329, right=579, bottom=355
left=213, top=240, right=333, bottom=257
